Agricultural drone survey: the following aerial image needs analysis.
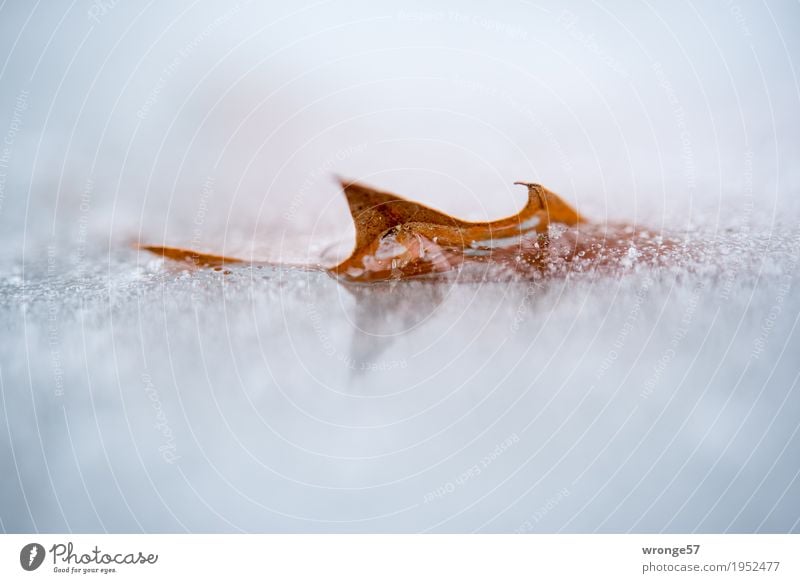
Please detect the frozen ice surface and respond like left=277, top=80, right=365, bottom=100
left=1, top=227, right=799, bottom=533
left=1, top=0, right=799, bottom=534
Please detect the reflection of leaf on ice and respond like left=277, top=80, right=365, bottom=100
left=339, top=280, right=447, bottom=374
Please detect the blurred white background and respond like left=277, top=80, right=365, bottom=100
left=0, top=0, right=798, bottom=259
left=0, top=0, right=799, bottom=533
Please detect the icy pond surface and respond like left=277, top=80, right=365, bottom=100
left=1, top=0, right=799, bottom=533
left=2, top=227, right=799, bottom=533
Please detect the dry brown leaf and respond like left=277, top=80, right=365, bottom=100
left=140, top=179, right=678, bottom=282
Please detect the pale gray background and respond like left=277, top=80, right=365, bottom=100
left=0, top=0, right=799, bottom=532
